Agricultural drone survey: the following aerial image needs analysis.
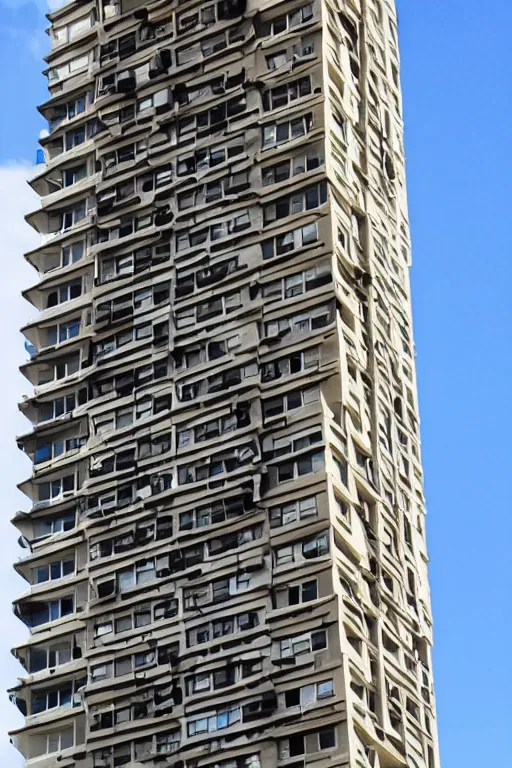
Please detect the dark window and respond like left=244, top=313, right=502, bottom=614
left=319, top=727, right=336, bottom=749
left=289, top=734, right=305, bottom=756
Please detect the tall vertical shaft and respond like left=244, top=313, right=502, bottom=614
left=10, top=1, right=440, bottom=767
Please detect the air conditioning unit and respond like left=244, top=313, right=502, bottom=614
left=103, top=3, right=118, bottom=19
left=116, top=70, right=136, bottom=94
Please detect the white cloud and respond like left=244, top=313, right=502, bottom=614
left=0, top=163, right=41, bottom=767
left=4, top=24, right=48, bottom=62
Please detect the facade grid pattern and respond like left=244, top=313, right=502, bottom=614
left=9, top=1, right=441, bottom=768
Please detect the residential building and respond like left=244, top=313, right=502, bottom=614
left=9, top=1, right=440, bottom=767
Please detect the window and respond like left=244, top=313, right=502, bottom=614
left=94, top=621, right=112, bottom=638
left=176, top=214, right=253, bottom=251
left=333, top=454, right=348, bottom=486
left=280, top=629, right=327, bottom=657
left=91, top=662, right=111, bottom=681
left=107, top=142, right=133, bottom=165
left=302, top=532, right=329, bottom=559
left=187, top=612, right=258, bottom=647
left=263, top=386, right=319, bottom=419
left=294, top=36, right=315, bottom=57
left=49, top=597, right=74, bottom=621
left=52, top=15, right=92, bottom=45
left=64, top=124, right=90, bottom=150
left=94, top=319, right=162, bottom=358
left=264, top=303, right=333, bottom=337
left=177, top=174, right=249, bottom=210
left=176, top=257, right=238, bottom=297
left=32, top=558, right=74, bottom=584
left=201, top=32, right=227, bottom=57
left=270, top=496, right=317, bottom=527
left=61, top=241, right=84, bottom=266
left=137, top=88, right=170, bottom=113
left=37, top=355, right=80, bottom=385
left=31, top=727, right=74, bottom=757
left=284, top=679, right=334, bottom=708
left=179, top=409, right=248, bottom=448
left=286, top=261, right=330, bottom=295
left=189, top=671, right=212, bottom=693
left=176, top=28, right=242, bottom=64
left=266, top=50, right=288, bottom=70
left=64, top=127, right=83, bottom=150
left=100, top=253, right=133, bottom=282
left=274, top=530, right=327, bottom=565
left=335, top=496, right=350, bottom=525
left=279, top=733, right=305, bottom=760
left=47, top=319, right=81, bottom=346
left=29, top=642, right=72, bottom=673
left=39, top=392, right=83, bottom=422
left=262, top=113, right=313, bottom=148
left=49, top=54, right=89, bottom=82
left=177, top=143, right=243, bottom=177
left=185, top=572, right=251, bottom=608
left=265, top=430, right=322, bottom=460
left=116, top=559, right=156, bottom=592
left=32, top=683, right=74, bottom=714
left=278, top=725, right=336, bottom=759
left=263, top=261, right=331, bottom=301
left=61, top=200, right=88, bottom=230
left=49, top=95, right=87, bottom=131
left=176, top=292, right=241, bottom=328
left=97, top=211, right=154, bottom=242
left=188, top=705, right=241, bottom=736
left=274, top=579, right=317, bottom=608
left=274, top=544, right=294, bottom=566
left=50, top=439, right=79, bottom=466
left=34, top=443, right=52, bottom=464
left=112, top=406, right=130, bottom=431
left=215, top=758, right=261, bottom=768
left=28, top=596, right=74, bottom=627
left=37, top=475, right=75, bottom=501
left=33, top=512, right=75, bottom=539
left=62, top=165, right=87, bottom=187
left=136, top=398, right=153, bottom=419
left=94, top=607, right=164, bottom=641
left=264, top=182, right=327, bottom=224
left=382, top=631, right=399, bottom=658
left=318, top=727, right=336, bottom=749
left=262, top=4, right=313, bottom=36
left=261, top=347, right=318, bottom=382
left=262, top=77, right=311, bottom=111
left=262, top=222, right=318, bottom=261
left=178, top=95, right=246, bottom=136
left=262, top=152, right=323, bottom=186
left=47, top=279, right=82, bottom=308
left=155, top=731, right=180, bottom=754
left=180, top=497, right=246, bottom=530
left=176, top=220, right=226, bottom=251
left=178, top=442, right=255, bottom=485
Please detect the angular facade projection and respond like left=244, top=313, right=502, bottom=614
left=9, top=0, right=440, bottom=767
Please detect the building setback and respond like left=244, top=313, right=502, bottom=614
left=9, top=0, right=440, bottom=767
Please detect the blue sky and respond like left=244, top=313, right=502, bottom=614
left=397, top=0, right=512, bottom=765
left=0, top=1, right=509, bottom=765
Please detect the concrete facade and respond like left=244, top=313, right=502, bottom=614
left=9, top=1, right=441, bottom=767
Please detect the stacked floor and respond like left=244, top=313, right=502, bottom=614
left=9, top=1, right=440, bottom=768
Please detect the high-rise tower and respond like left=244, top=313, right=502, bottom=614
left=9, top=1, right=440, bottom=767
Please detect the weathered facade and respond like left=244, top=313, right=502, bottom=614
left=9, top=1, right=440, bottom=767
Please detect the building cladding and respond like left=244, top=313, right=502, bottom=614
left=8, top=0, right=440, bottom=767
